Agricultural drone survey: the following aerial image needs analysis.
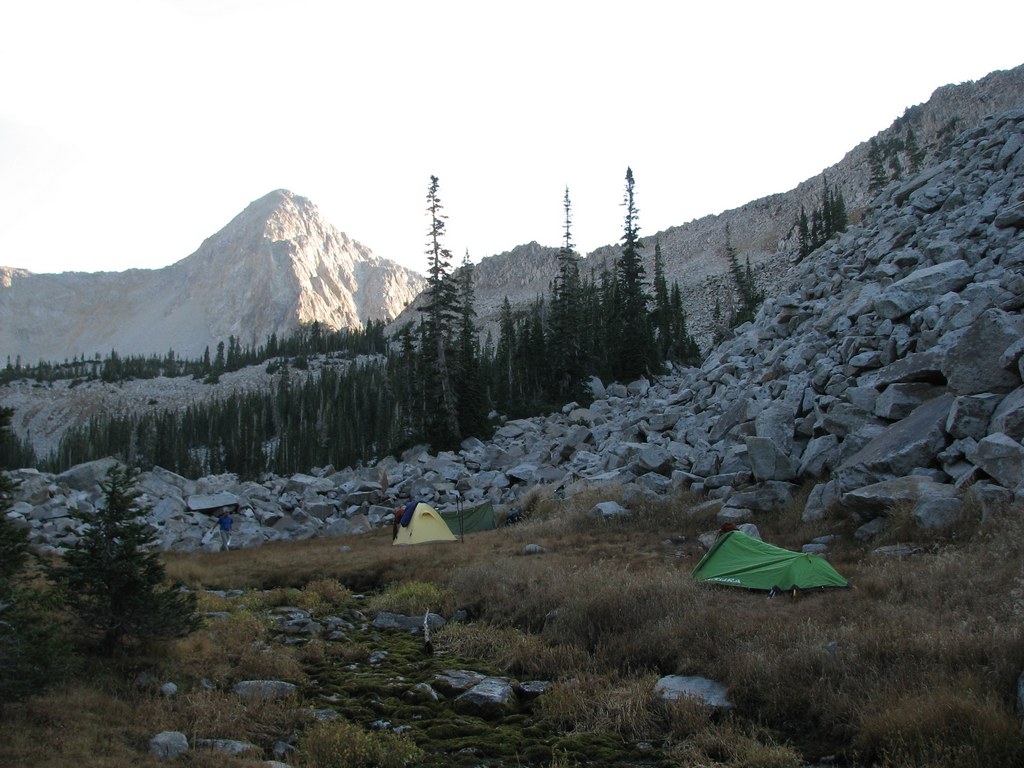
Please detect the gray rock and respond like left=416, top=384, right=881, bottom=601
left=963, top=481, right=1015, bottom=524
left=974, top=433, right=1024, bottom=489
left=453, top=676, right=516, bottom=719
left=946, top=393, right=1003, bottom=440
left=587, top=501, right=629, bottom=519
left=233, top=680, right=298, bottom=700
left=875, top=383, right=947, bottom=421
left=187, top=491, right=241, bottom=512
left=803, top=480, right=841, bottom=522
left=654, top=675, right=733, bottom=710
left=990, top=387, right=1024, bottom=442
left=432, top=669, right=486, bottom=696
left=942, top=308, right=1024, bottom=395
left=835, top=395, right=954, bottom=491
left=372, top=611, right=446, bottom=634
left=914, top=495, right=964, bottom=528
left=150, top=731, right=189, bottom=761
left=842, top=475, right=958, bottom=518
left=195, top=738, right=261, bottom=757
left=56, top=457, right=120, bottom=492
left=745, top=436, right=798, bottom=481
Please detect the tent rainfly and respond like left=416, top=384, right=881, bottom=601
left=692, top=531, right=849, bottom=593
left=392, top=501, right=457, bottom=546
left=439, top=501, right=496, bottom=536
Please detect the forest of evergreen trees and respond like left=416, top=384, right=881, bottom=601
left=0, top=169, right=842, bottom=481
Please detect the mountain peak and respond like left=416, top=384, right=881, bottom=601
left=0, top=191, right=425, bottom=362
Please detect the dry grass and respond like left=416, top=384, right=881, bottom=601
left=7, top=487, right=1024, bottom=766
left=364, top=580, right=456, bottom=616
left=537, top=673, right=665, bottom=741
left=436, top=621, right=591, bottom=679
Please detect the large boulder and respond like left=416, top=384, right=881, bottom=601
left=654, top=675, right=733, bottom=710
left=834, top=395, right=954, bottom=492
left=941, top=309, right=1024, bottom=395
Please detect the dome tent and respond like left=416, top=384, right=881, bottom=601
left=392, top=501, right=457, bottom=546
left=692, top=530, right=848, bottom=593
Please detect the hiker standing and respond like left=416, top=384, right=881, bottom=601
left=217, top=508, right=233, bottom=551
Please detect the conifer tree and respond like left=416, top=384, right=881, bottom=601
left=1, top=408, right=72, bottom=704
left=613, top=167, right=655, bottom=381
left=547, top=187, right=584, bottom=400
left=651, top=241, right=672, bottom=358
left=868, top=137, right=888, bottom=193
left=666, top=282, right=701, bottom=366
left=48, top=464, right=199, bottom=655
left=454, top=251, right=486, bottom=439
left=905, top=126, right=925, bottom=175
left=419, top=176, right=461, bottom=448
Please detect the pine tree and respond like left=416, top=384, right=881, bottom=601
left=797, top=206, right=811, bottom=259
left=48, top=464, right=199, bottom=654
left=1, top=407, right=73, bottom=705
left=868, top=137, right=888, bottom=193
left=547, top=187, right=584, bottom=400
left=905, top=126, right=925, bottom=175
left=666, top=282, right=701, bottom=366
left=454, top=251, right=486, bottom=439
left=419, top=175, right=461, bottom=448
left=613, top=167, right=655, bottom=381
left=652, top=241, right=672, bottom=358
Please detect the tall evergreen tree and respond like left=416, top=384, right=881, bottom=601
left=547, top=187, right=584, bottom=400
left=613, top=167, right=655, bottom=381
left=454, top=251, right=486, bottom=439
left=905, top=126, right=925, bottom=175
left=651, top=241, right=672, bottom=358
left=1, top=408, right=72, bottom=705
left=419, top=176, right=461, bottom=448
left=868, top=137, right=888, bottom=193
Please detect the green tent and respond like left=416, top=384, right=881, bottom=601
left=440, top=501, right=496, bottom=536
left=692, top=531, right=848, bottom=592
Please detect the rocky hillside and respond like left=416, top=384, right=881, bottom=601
left=8, top=105, right=1024, bottom=555
left=412, top=64, right=1024, bottom=346
left=0, top=190, right=424, bottom=363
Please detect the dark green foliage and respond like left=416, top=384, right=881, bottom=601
left=652, top=242, right=700, bottom=367
left=723, top=224, right=764, bottom=328
left=612, top=168, right=657, bottom=381
left=546, top=187, right=585, bottom=401
left=419, top=175, right=461, bottom=449
left=47, top=464, right=200, bottom=655
left=1, top=408, right=75, bottom=704
left=26, top=170, right=715, bottom=480
left=454, top=252, right=487, bottom=439
left=796, top=176, right=848, bottom=259
left=868, top=138, right=888, bottom=194
left=867, top=121, right=933, bottom=196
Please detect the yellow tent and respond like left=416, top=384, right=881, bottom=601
left=392, top=501, right=457, bottom=546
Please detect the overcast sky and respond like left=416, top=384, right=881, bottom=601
left=1, top=1, right=1022, bottom=277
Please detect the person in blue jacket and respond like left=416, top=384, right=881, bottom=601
left=217, top=508, right=233, bottom=551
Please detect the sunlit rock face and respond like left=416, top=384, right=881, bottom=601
left=0, top=189, right=424, bottom=363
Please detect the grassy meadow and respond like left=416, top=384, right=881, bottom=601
left=3, top=484, right=1024, bottom=767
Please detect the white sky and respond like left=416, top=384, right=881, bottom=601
left=1, top=1, right=1022, bottom=276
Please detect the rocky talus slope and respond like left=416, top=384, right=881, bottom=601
left=400, top=64, right=1024, bottom=347
left=6, top=108, right=1024, bottom=554
left=0, top=190, right=424, bottom=363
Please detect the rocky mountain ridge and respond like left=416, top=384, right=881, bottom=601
left=0, top=190, right=424, bottom=363
left=397, top=64, right=1024, bottom=344
left=7, top=104, right=1024, bottom=554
